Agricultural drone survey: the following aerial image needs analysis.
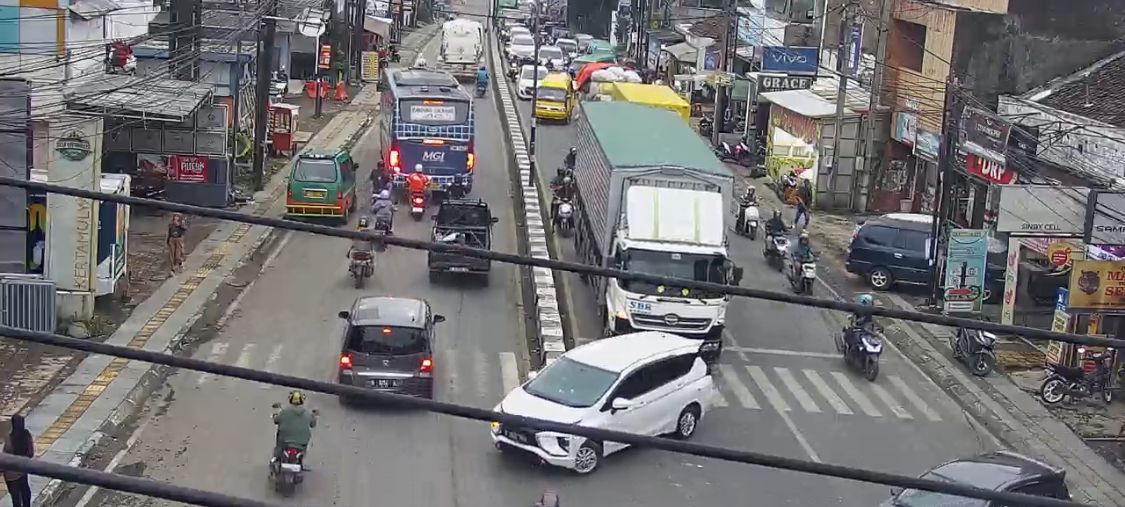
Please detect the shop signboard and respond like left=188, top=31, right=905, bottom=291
left=1046, top=287, right=1069, bottom=366
left=759, top=74, right=813, bottom=93
left=1086, top=192, right=1125, bottom=246
left=915, top=130, right=940, bottom=162
left=892, top=111, right=917, bottom=147
left=943, top=229, right=989, bottom=314
left=995, top=185, right=1088, bottom=235
left=960, top=106, right=1011, bottom=165
left=361, top=51, right=380, bottom=82
left=171, top=155, right=207, bottom=183
left=761, top=46, right=818, bottom=76
left=318, top=44, right=333, bottom=70
left=965, top=153, right=1016, bottom=185
left=1068, top=260, right=1125, bottom=311
left=163, top=130, right=195, bottom=154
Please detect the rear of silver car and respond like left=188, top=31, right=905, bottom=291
left=338, top=325, right=434, bottom=399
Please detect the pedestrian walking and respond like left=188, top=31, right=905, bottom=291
left=2, top=414, right=34, bottom=507
left=794, top=195, right=811, bottom=230
left=167, top=213, right=187, bottom=275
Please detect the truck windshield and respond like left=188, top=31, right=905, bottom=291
left=293, top=159, right=337, bottom=183
left=619, top=249, right=727, bottom=298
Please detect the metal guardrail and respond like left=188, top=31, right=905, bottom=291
left=0, top=274, right=57, bottom=333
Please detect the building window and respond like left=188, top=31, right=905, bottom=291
left=0, top=6, right=21, bottom=54
left=890, top=20, right=926, bottom=72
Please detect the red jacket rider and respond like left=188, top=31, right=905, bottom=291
left=405, top=164, right=430, bottom=195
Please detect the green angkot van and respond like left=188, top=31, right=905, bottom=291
left=285, top=148, right=358, bottom=224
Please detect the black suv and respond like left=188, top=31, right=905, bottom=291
left=336, top=297, right=446, bottom=401
left=882, top=451, right=1071, bottom=506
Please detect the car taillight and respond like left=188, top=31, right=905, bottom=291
left=284, top=448, right=300, bottom=457
left=339, top=354, right=353, bottom=370
left=412, top=196, right=424, bottom=205
left=336, top=191, right=343, bottom=200
left=467, top=152, right=475, bottom=171
left=389, top=148, right=400, bottom=171
left=287, top=188, right=292, bottom=198
left=420, top=358, right=433, bottom=374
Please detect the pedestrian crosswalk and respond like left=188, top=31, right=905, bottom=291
left=187, top=340, right=945, bottom=423
left=713, top=363, right=944, bottom=422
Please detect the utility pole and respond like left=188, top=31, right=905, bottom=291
left=170, top=0, right=202, bottom=80
left=829, top=2, right=854, bottom=190
left=352, top=0, right=365, bottom=80
left=857, top=0, right=890, bottom=212
left=711, top=4, right=735, bottom=147
left=928, top=74, right=958, bottom=307
left=529, top=12, right=540, bottom=187
left=252, top=0, right=278, bottom=191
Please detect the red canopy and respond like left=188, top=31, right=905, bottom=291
left=575, top=63, right=614, bottom=91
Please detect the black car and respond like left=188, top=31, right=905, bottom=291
left=882, top=451, right=1071, bottom=506
left=844, top=213, right=1005, bottom=300
left=428, top=198, right=497, bottom=284
left=336, top=297, right=446, bottom=401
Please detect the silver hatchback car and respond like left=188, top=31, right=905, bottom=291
left=336, top=296, right=445, bottom=402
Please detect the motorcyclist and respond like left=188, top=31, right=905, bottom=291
left=736, top=186, right=758, bottom=233
left=273, top=391, right=317, bottom=470
left=405, top=163, right=431, bottom=198
left=550, top=174, right=575, bottom=219
left=789, top=231, right=816, bottom=279
left=844, top=294, right=877, bottom=354
left=765, top=209, right=787, bottom=242
left=348, top=216, right=377, bottom=260
left=371, top=190, right=394, bottom=233
left=563, top=146, right=577, bottom=170
left=476, top=65, right=489, bottom=89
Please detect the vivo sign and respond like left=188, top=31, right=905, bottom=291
left=761, top=46, right=819, bottom=76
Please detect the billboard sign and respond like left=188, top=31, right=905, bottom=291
left=1068, top=260, right=1125, bottom=311
left=943, top=229, right=989, bottom=314
left=1086, top=192, right=1125, bottom=245
left=758, top=74, right=814, bottom=92
left=996, top=185, right=1088, bottom=235
left=761, top=46, right=818, bottom=76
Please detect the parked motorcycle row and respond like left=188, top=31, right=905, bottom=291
left=1040, top=347, right=1118, bottom=406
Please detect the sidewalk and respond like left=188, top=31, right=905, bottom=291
left=746, top=171, right=1125, bottom=505
left=2, top=22, right=443, bottom=507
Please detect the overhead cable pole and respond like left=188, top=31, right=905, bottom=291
left=251, top=0, right=279, bottom=191
left=928, top=74, right=958, bottom=308
left=857, top=0, right=891, bottom=212
left=829, top=2, right=854, bottom=190
left=170, top=0, right=202, bottom=80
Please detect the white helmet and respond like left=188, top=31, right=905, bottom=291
left=378, top=189, right=390, bottom=200
left=414, top=163, right=424, bottom=173
left=415, top=57, right=427, bottom=68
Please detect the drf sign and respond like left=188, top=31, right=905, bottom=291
left=422, top=151, right=446, bottom=163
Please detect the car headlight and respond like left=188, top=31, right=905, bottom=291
left=535, top=432, right=572, bottom=456
left=490, top=421, right=501, bottom=434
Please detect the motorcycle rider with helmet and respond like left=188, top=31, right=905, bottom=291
left=764, top=209, right=788, bottom=255
left=347, top=216, right=376, bottom=259
left=476, top=65, right=489, bottom=92
left=843, top=294, right=877, bottom=355
left=736, top=186, right=758, bottom=233
left=789, top=231, right=816, bottom=280
left=405, top=163, right=431, bottom=200
left=371, top=190, right=395, bottom=233
left=273, top=390, right=318, bottom=470
left=550, top=174, right=575, bottom=222
left=563, top=146, right=577, bottom=170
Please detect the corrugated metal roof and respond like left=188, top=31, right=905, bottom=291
left=662, top=42, right=696, bottom=63
left=583, top=101, right=730, bottom=177
left=65, top=74, right=214, bottom=122
left=68, top=0, right=125, bottom=19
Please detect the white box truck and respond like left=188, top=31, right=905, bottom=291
left=572, top=101, right=743, bottom=359
left=438, top=18, right=483, bottom=80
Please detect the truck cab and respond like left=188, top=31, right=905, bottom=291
left=286, top=148, right=358, bottom=224
left=602, top=186, right=742, bottom=359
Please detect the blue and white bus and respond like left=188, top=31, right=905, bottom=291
left=379, top=68, right=476, bottom=192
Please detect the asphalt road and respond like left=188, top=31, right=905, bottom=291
left=507, top=68, right=1002, bottom=504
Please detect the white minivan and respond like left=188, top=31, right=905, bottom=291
left=490, top=331, right=718, bottom=474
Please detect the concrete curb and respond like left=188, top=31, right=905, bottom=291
left=486, top=26, right=566, bottom=368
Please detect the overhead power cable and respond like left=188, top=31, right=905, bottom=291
left=0, top=324, right=1087, bottom=507
left=3, top=175, right=1123, bottom=349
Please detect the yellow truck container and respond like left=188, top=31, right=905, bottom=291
left=605, top=82, right=691, bottom=122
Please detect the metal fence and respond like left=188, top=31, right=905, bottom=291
left=0, top=275, right=57, bottom=333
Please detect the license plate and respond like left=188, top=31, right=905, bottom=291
left=370, top=379, right=400, bottom=388
left=304, top=189, right=327, bottom=199
left=429, top=182, right=441, bottom=190
left=449, top=267, right=469, bottom=272
left=280, top=463, right=301, bottom=472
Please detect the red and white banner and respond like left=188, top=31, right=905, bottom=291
left=965, top=153, right=1016, bottom=185
left=171, top=155, right=207, bottom=183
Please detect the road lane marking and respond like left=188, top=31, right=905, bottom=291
left=802, top=369, right=853, bottom=415
left=716, top=364, right=758, bottom=409
left=723, top=331, right=750, bottom=362
left=870, top=383, right=912, bottom=419
left=229, top=344, right=257, bottom=386
left=196, top=342, right=229, bottom=386
left=74, top=418, right=150, bottom=507
left=746, top=366, right=790, bottom=412
left=260, top=344, right=284, bottom=389
left=727, top=346, right=838, bottom=359
left=499, top=352, right=520, bottom=395
left=830, top=372, right=882, bottom=417
left=472, top=348, right=491, bottom=403
left=443, top=347, right=459, bottom=401
left=889, top=375, right=942, bottom=422
left=774, top=367, right=820, bottom=413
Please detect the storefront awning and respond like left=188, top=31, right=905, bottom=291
left=662, top=42, right=697, bottom=63
left=760, top=89, right=853, bottom=119
left=364, top=15, right=392, bottom=39
left=65, top=74, right=214, bottom=122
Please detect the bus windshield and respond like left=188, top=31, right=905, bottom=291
left=400, top=99, right=470, bottom=125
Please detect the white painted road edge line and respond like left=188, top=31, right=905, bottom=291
left=488, top=27, right=566, bottom=368
left=74, top=419, right=150, bottom=507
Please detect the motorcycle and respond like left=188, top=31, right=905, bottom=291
left=835, top=325, right=883, bottom=381
left=554, top=198, right=574, bottom=237
left=348, top=250, right=375, bottom=288
left=1040, top=347, right=1116, bottom=405
left=270, top=79, right=287, bottom=101
left=735, top=198, right=759, bottom=240
left=476, top=80, right=488, bottom=97
left=786, top=254, right=817, bottom=295
left=698, top=115, right=714, bottom=138
left=268, top=403, right=316, bottom=496
left=763, top=234, right=790, bottom=272
left=409, top=191, right=427, bottom=220
left=950, top=328, right=997, bottom=377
